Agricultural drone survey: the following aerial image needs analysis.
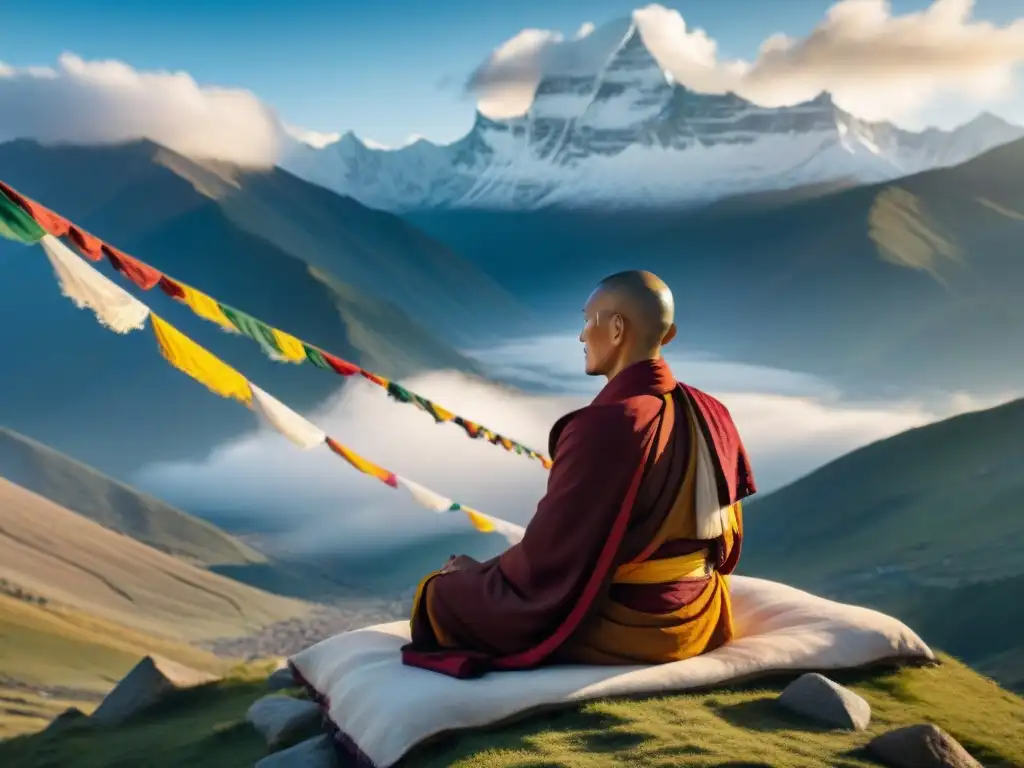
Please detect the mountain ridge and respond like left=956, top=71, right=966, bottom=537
left=281, top=16, right=1023, bottom=212
left=0, top=427, right=263, bottom=568
left=742, top=395, right=1024, bottom=692
left=0, top=474, right=309, bottom=643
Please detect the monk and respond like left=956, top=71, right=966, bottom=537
left=402, top=270, right=756, bottom=679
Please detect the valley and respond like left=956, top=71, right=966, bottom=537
left=409, top=137, right=1024, bottom=399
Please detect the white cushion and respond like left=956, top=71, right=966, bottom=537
left=290, top=576, right=934, bottom=767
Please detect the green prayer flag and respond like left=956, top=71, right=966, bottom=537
left=387, top=382, right=415, bottom=404
left=0, top=191, right=45, bottom=244
left=304, top=344, right=332, bottom=370
left=220, top=305, right=283, bottom=358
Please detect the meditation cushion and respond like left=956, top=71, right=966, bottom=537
left=289, top=576, right=935, bottom=767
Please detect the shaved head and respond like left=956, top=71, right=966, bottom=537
left=594, top=270, right=675, bottom=348
left=579, top=270, right=677, bottom=379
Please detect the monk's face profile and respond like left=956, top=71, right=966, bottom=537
left=580, top=291, right=625, bottom=377
left=579, top=271, right=677, bottom=380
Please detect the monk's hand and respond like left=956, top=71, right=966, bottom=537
left=440, top=554, right=478, bottom=573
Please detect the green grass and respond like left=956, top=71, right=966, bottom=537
left=2, top=657, right=1021, bottom=768
left=0, top=594, right=228, bottom=689
left=0, top=592, right=233, bottom=739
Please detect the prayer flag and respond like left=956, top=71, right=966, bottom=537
left=0, top=182, right=73, bottom=242
left=250, top=384, right=326, bottom=449
left=325, top=437, right=398, bottom=488
left=0, top=189, right=45, bottom=244
left=161, top=279, right=238, bottom=333
left=220, top=305, right=294, bottom=362
left=304, top=345, right=362, bottom=376
left=361, top=370, right=390, bottom=388
left=40, top=235, right=150, bottom=334
left=397, top=476, right=454, bottom=512
left=270, top=328, right=307, bottom=363
left=105, top=245, right=163, bottom=290
left=151, top=313, right=253, bottom=404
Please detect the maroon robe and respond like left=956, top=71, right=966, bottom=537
left=403, top=357, right=755, bottom=678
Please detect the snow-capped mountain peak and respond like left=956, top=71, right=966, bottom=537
left=279, top=17, right=1023, bottom=212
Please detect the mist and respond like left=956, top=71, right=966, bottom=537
left=134, top=333, right=1018, bottom=560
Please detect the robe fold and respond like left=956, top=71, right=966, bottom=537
left=402, top=358, right=756, bottom=679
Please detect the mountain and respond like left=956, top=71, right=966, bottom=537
left=742, top=396, right=1024, bottom=692
left=0, top=139, right=533, bottom=479
left=408, top=136, right=1024, bottom=399
left=0, top=474, right=308, bottom=647
left=0, top=472, right=312, bottom=737
left=281, top=17, right=1023, bottom=212
left=0, top=427, right=263, bottom=567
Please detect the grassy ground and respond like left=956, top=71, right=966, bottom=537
left=0, top=593, right=232, bottom=739
left=1, top=656, right=1021, bottom=768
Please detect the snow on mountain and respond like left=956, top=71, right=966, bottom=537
left=280, top=19, right=1024, bottom=212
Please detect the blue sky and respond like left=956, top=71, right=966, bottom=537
left=2, top=0, right=1022, bottom=146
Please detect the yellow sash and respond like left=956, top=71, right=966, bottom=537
left=613, top=549, right=710, bottom=584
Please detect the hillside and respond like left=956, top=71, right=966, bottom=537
left=0, top=592, right=230, bottom=738
left=1, top=656, right=1022, bottom=767
left=409, top=136, right=1024, bottom=398
left=0, top=476, right=309, bottom=643
left=742, top=397, right=1024, bottom=691
left=0, top=428, right=261, bottom=567
left=0, top=139, right=533, bottom=479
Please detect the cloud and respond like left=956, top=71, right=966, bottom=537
left=468, top=0, right=1024, bottom=128
left=134, top=333, right=1017, bottom=559
left=0, top=53, right=284, bottom=166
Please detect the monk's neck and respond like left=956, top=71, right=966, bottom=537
left=605, top=353, right=662, bottom=383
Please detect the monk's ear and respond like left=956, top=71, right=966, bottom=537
left=662, top=324, right=677, bottom=346
left=611, top=313, right=626, bottom=343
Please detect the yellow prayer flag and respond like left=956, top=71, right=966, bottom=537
left=325, top=438, right=398, bottom=487
left=179, top=283, right=237, bottom=332
left=151, top=314, right=253, bottom=405
left=461, top=507, right=496, bottom=533
left=271, top=328, right=307, bottom=363
left=431, top=403, right=455, bottom=422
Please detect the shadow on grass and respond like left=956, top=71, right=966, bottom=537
left=400, top=706, right=643, bottom=767
left=710, top=696, right=836, bottom=734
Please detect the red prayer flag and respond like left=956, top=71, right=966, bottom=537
left=321, top=350, right=362, bottom=376
left=105, top=245, right=163, bottom=290
left=68, top=227, right=105, bottom=261
left=0, top=181, right=73, bottom=240
left=157, top=276, right=186, bottom=300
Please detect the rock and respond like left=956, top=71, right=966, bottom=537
left=777, top=672, right=871, bottom=730
left=247, top=694, right=323, bottom=748
left=43, top=706, right=87, bottom=733
left=267, top=666, right=298, bottom=692
left=255, top=734, right=337, bottom=767
left=90, top=655, right=217, bottom=725
left=867, top=724, right=982, bottom=768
